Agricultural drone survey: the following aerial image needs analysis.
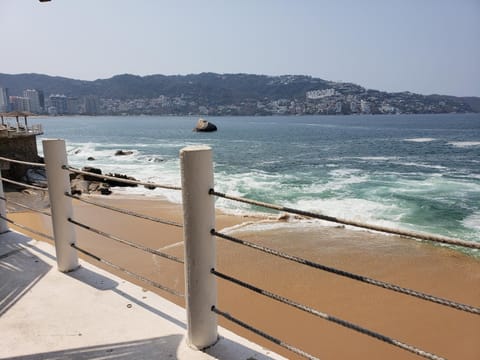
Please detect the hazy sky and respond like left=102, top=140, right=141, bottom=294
left=1, top=0, right=479, bottom=96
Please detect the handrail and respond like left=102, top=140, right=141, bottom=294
left=0, top=156, right=46, bottom=167
left=0, top=214, right=54, bottom=241
left=63, top=165, right=181, bottom=191
left=1, top=145, right=476, bottom=360
left=65, top=192, right=182, bottom=228
left=209, top=189, right=480, bottom=250
left=0, top=195, right=51, bottom=217
left=211, top=268, right=444, bottom=359
left=0, top=176, right=47, bottom=191
left=211, top=230, right=479, bottom=315
left=68, top=217, right=184, bottom=264
left=71, top=243, right=184, bottom=298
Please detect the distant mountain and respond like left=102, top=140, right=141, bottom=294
left=0, top=72, right=478, bottom=115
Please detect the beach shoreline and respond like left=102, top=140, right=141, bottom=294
left=6, top=190, right=480, bottom=360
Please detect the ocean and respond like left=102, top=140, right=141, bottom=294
left=36, top=114, right=480, bottom=252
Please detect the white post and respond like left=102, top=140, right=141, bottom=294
left=43, top=139, right=79, bottom=272
left=180, top=145, right=218, bottom=350
left=0, top=169, right=9, bottom=233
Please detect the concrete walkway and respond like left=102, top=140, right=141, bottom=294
left=0, top=230, right=285, bottom=360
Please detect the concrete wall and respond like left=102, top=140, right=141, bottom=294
left=0, top=135, right=41, bottom=180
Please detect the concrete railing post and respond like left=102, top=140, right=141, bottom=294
left=43, top=139, right=79, bottom=272
left=0, top=169, right=9, bottom=233
left=180, top=145, right=218, bottom=349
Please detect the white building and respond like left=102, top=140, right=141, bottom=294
left=9, top=96, right=30, bottom=112
left=23, top=89, right=43, bottom=113
left=306, top=88, right=337, bottom=99
left=0, top=87, right=9, bottom=112
left=360, top=100, right=371, bottom=114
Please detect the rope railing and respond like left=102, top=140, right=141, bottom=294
left=212, top=305, right=320, bottom=360
left=65, top=192, right=182, bottom=228
left=1, top=144, right=475, bottom=359
left=212, top=268, right=445, bottom=360
left=68, top=217, right=184, bottom=264
left=0, top=195, right=51, bottom=217
left=209, top=189, right=480, bottom=250
left=62, top=165, right=182, bottom=191
left=212, top=229, right=479, bottom=315
left=0, top=214, right=54, bottom=241
left=0, top=176, right=47, bottom=191
left=0, top=156, right=46, bottom=168
left=71, top=243, right=184, bottom=298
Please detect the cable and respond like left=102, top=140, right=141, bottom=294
left=210, top=189, right=480, bottom=250
left=212, top=269, right=446, bottom=360
left=63, top=165, right=181, bottom=191
left=71, top=243, right=184, bottom=297
left=212, top=230, right=479, bottom=315
left=68, top=218, right=184, bottom=264
left=65, top=192, right=182, bottom=228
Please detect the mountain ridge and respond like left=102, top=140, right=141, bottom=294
left=0, top=72, right=478, bottom=115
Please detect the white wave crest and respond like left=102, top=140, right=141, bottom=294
left=404, top=138, right=436, bottom=143
left=462, top=212, right=480, bottom=232
left=448, top=141, right=480, bottom=148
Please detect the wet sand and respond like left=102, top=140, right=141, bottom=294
left=7, top=193, right=480, bottom=360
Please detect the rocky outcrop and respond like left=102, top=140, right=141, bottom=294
left=70, top=166, right=138, bottom=195
left=194, top=118, right=217, bottom=132
left=115, top=150, right=134, bottom=156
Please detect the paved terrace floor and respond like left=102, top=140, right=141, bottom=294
left=0, top=230, right=285, bottom=360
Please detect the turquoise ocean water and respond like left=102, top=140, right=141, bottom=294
left=36, top=114, right=480, bottom=252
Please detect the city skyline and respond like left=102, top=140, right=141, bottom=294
left=1, top=0, right=480, bottom=97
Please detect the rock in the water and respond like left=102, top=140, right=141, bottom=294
left=87, top=156, right=95, bottom=161
left=105, top=173, right=138, bottom=187
left=81, top=166, right=102, bottom=182
left=115, top=150, right=134, bottom=156
left=194, top=118, right=217, bottom=132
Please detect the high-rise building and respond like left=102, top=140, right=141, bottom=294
left=23, top=89, right=43, bottom=113
left=48, top=94, right=67, bottom=115
left=9, top=96, right=30, bottom=112
left=83, top=95, right=100, bottom=115
left=0, top=87, right=9, bottom=112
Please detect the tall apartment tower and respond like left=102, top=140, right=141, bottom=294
left=23, top=89, right=43, bottom=113
left=0, top=87, right=9, bottom=112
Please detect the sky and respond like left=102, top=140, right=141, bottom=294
left=1, top=0, right=479, bottom=97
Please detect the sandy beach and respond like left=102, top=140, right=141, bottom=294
left=6, top=191, right=480, bottom=360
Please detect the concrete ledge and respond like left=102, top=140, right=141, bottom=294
left=0, top=230, right=285, bottom=359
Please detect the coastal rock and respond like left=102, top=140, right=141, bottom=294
left=70, top=179, right=90, bottom=195
left=87, top=156, right=95, bottom=161
left=194, top=118, right=217, bottom=132
left=81, top=166, right=103, bottom=182
left=115, top=150, right=134, bottom=156
left=105, top=173, right=138, bottom=187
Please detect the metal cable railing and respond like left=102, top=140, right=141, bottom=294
left=212, top=229, right=479, bottom=315
left=210, top=189, right=480, bottom=250
left=1, top=149, right=476, bottom=359
left=0, top=214, right=54, bottom=241
left=65, top=192, right=182, bottom=228
left=71, top=243, right=184, bottom=298
left=0, top=156, right=45, bottom=167
left=63, top=165, right=182, bottom=191
left=212, top=268, right=445, bottom=360
left=0, top=176, right=46, bottom=191
left=0, top=195, right=51, bottom=217
left=208, top=186, right=479, bottom=359
left=0, top=157, right=51, bottom=240
left=212, top=305, right=320, bottom=360
left=68, top=217, right=184, bottom=264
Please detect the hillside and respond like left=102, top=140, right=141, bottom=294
left=0, top=72, right=477, bottom=115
